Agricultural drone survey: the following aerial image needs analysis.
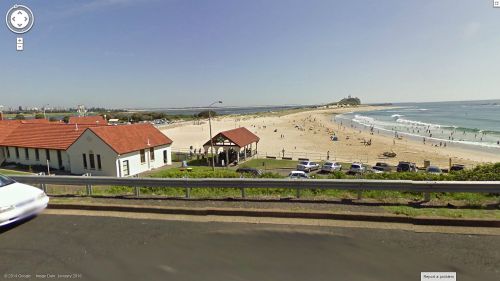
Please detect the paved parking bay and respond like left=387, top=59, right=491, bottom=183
left=0, top=213, right=499, bottom=281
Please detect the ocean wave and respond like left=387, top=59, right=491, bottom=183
left=353, top=115, right=376, bottom=124
left=395, top=118, right=442, bottom=128
left=391, top=114, right=404, bottom=119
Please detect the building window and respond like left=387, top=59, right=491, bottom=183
left=150, top=148, right=155, bottom=161
left=57, top=150, right=63, bottom=168
left=35, top=149, right=40, bottom=161
left=82, top=154, right=87, bottom=169
left=97, top=155, right=102, bottom=170
left=24, top=148, right=29, bottom=160
left=46, top=149, right=51, bottom=161
left=122, top=160, right=130, bottom=176
left=89, top=153, right=95, bottom=169
left=140, top=149, right=146, bottom=163
left=6, top=147, right=10, bottom=158
left=15, top=147, right=19, bottom=159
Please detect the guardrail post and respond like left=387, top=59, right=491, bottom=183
left=296, top=187, right=301, bottom=198
left=134, top=187, right=141, bottom=197
left=37, top=173, right=47, bottom=193
left=183, top=176, right=191, bottom=199
left=357, top=190, right=362, bottom=200
left=241, top=187, right=246, bottom=198
left=83, top=173, right=93, bottom=196
left=424, top=191, right=431, bottom=202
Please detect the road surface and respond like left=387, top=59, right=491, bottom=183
left=0, top=213, right=499, bottom=281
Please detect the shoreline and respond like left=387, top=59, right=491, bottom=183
left=160, top=105, right=500, bottom=168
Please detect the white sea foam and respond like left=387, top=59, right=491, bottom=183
left=395, top=118, right=442, bottom=128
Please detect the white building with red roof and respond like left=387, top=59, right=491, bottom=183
left=67, top=124, right=173, bottom=176
left=0, top=121, right=173, bottom=177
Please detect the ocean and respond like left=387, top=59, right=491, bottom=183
left=335, top=100, right=500, bottom=150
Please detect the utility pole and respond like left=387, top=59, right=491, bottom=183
left=208, top=101, right=222, bottom=171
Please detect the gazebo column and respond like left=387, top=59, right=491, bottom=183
left=237, top=148, right=241, bottom=163
left=243, top=146, right=246, bottom=161
left=225, top=148, right=229, bottom=166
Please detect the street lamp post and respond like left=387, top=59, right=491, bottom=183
left=208, top=101, right=222, bottom=171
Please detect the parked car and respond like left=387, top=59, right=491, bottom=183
left=296, top=161, right=320, bottom=172
left=373, top=162, right=392, bottom=172
left=367, top=167, right=385, bottom=174
left=288, top=171, right=309, bottom=179
left=348, top=162, right=366, bottom=174
left=450, top=164, right=465, bottom=172
left=396, top=162, right=417, bottom=172
left=0, top=174, right=49, bottom=227
left=321, top=161, right=342, bottom=173
left=426, top=166, right=442, bottom=174
left=236, top=167, right=263, bottom=176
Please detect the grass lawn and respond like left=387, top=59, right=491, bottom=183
left=150, top=166, right=241, bottom=178
left=384, top=206, right=500, bottom=219
left=240, top=159, right=299, bottom=170
left=0, top=168, right=32, bottom=175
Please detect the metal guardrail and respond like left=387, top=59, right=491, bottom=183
left=10, top=175, right=500, bottom=200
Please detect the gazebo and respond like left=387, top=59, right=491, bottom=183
left=203, top=127, right=259, bottom=166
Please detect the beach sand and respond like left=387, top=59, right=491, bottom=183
left=160, top=106, right=500, bottom=168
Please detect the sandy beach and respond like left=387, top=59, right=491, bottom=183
left=161, top=106, right=500, bottom=168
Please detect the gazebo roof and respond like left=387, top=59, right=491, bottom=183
left=204, top=127, right=259, bottom=148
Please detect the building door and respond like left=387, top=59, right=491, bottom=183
left=122, top=160, right=130, bottom=176
left=163, top=150, right=167, bottom=164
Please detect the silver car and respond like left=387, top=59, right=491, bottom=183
left=321, top=161, right=342, bottom=173
left=296, top=161, right=320, bottom=172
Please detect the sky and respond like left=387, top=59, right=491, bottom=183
left=0, top=0, right=499, bottom=109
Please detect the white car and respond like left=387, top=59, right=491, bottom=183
left=288, top=171, right=309, bottom=179
left=321, top=161, right=342, bottom=173
left=296, top=161, right=320, bottom=172
left=0, top=175, right=49, bottom=227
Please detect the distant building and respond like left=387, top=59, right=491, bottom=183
left=0, top=121, right=172, bottom=177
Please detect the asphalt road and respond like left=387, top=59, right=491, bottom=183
left=0, top=214, right=499, bottom=281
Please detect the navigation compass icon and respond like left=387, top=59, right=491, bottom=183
left=6, top=5, right=34, bottom=34
left=6, top=5, right=34, bottom=51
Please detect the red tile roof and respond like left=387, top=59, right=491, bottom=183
left=68, top=116, right=106, bottom=125
left=0, top=123, right=104, bottom=150
left=0, top=122, right=22, bottom=144
left=88, top=124, right=173, bottom=154
left=204, top=127, right=259, bottom=148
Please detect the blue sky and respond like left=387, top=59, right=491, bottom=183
left=0, top=0, right=499, bottom=108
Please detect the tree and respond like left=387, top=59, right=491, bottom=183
left=34, top=113, right=45, bottom=119
left=62, top=116, right=70, bottom=123
left=196, top=110, right=217, bottom=118
left=15, top=114, right=25, bottom=120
